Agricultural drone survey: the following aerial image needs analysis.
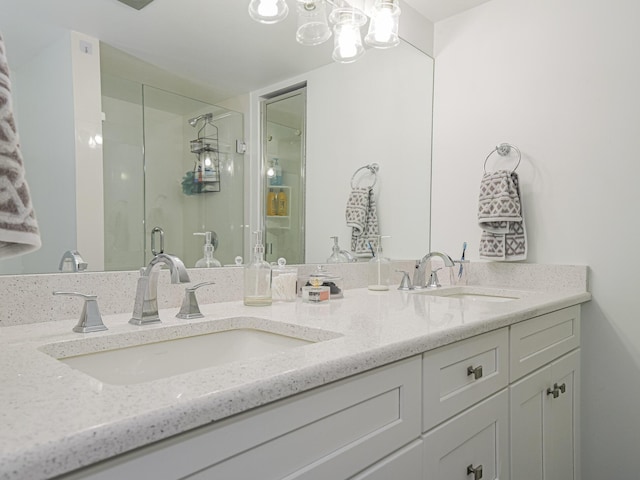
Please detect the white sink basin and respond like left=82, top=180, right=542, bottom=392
left=413, top=286, right=521, bottom=303
left=41, top=318, right=336, bottom=385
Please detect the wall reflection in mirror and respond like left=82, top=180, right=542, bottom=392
left=0, top=0, right=433, bottom=276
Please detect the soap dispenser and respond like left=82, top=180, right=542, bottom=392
left=368, top=236, right=391, bottom=291
left=327, top=236, right=350, bottom=263
left=194, top=232, right=222, bottom=268
left=244, top=231, right=272, bottom=306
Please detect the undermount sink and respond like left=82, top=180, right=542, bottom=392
left=40, top=318, right=337, bottom=386
left=413, top=286, right=521, bottom=303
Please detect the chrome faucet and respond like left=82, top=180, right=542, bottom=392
left=59, top=250, right=88, bottom=272
left=130, top=253, right=191, bottom=325
left=130, top=227, right=191, bottom=325
left=412, top=251, right=455, bottom=289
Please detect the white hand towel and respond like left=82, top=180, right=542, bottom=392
left=0, top=32, right=41, bottom=259
left=478, top=170, right=527, bottom=261
left=345, top=187, right=379, bottom=257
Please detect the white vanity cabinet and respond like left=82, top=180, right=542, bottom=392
left=62, top=305, right=582, bottom=480
left=509, top=306, right=581, bottom=480
left=65, top=356, right=422, bottom=480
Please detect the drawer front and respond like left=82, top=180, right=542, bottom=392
left=189, top=357, right=421, bottom=480
left=510, top=306, right=580, bottom=381
left=67, top=357, right=421, bottom=480
left=350, top=440, right=423, bottom=480
left=422, top=389, right=509, bottom=480
left=422, top=328, right=509, bottom=432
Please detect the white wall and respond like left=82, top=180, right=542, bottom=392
left=7, top=32, right=76, bottom=274
left=430, top=0, right=640, bottom=477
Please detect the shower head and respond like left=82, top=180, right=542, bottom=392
left=188, top=113, right=213, bottom=128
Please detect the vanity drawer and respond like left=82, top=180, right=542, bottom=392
left=422, top=328, right=509, bottom=432
left=510, top=306, right=580, bottom=381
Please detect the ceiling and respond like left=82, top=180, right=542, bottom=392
left=404, top=0, right=492, bottom=23
left=0, top=0, right=492, bottom=99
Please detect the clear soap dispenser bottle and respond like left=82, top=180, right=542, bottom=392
left=194, top=232, right=222, bottom=268
left=327, top=236, right=348, bottom=263
left=368, top=235, right=391, bottom=291
left=244, top=231, right=272, bottom=306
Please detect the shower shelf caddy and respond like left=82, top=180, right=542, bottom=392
left=190, top=117, right=221, bottom=193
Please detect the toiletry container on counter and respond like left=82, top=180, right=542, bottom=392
left=272, top=258, right=297, bottom=302
left=368, top=236, right=391, bottom=291
left=244, top=231, right=272, bottom=306
left=299, top=265, right=343, bottom=299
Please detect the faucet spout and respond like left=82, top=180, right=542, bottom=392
left=130, top=253, right=191, bottom=325
left=412, top=251, right=455, bottom=289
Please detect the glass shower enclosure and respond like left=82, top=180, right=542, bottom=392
left=102, top=81, right=244, bottom=270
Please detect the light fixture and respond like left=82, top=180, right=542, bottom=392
left=248, top=0, right=289, bottom=24
left=296, top=1, right=332, bottom=46
left=248, top=0, right=401, bottom=63
left=329, top=7, right=367, bottom=63
left=364, top=0, right=400, bottom=48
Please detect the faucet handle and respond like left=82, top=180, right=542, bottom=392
left=53, top=291, right=107, bottom=333
left=427, top=270, right=443, bottom=288
left=396, top=270, right=413, bottom=291
left=176, top=281, right=215, bottom=319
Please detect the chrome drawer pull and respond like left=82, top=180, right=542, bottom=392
left=467, top=463, right=483, bottom=479
left=467, top=365, right=483, bottom=380
left=557, top=382, right=566, bottom=394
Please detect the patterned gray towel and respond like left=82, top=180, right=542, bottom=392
left=478, top=170, right=527, bottom=261
left=345, top=187, right=379, bottom=257
left=0, top=32, right=41, bottom=259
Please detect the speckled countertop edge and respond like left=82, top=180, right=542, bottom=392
left=0, top=285, right=591, bottom=480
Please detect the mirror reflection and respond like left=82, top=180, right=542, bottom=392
left=0, top=0, right=433, bottom=275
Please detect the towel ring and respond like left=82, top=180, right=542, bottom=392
left=483, top=143, right=521, bottom=174
left=350, top=163, right=379, bottom=189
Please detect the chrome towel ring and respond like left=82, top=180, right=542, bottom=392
left=350, top=163, right=379, bottom=189
left=483, top=143, right=521, bottom=174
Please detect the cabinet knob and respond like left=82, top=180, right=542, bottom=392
left=546, top=382, right=566, bottom=399
left=467, top=365, right=483, bottom=380
left=467, top=463, right=483, bottom=479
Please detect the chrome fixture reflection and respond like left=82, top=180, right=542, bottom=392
left=248, top=0, right=401, bottom=63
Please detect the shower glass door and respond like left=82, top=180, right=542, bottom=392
left=263, top=87, right=306, bottom=265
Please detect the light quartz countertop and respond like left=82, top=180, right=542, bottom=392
left=0, top=284, right=590, bottom=480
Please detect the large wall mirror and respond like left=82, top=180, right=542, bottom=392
left=0, top=0, right=433, bottom=275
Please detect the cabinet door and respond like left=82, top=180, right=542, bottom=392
left=423, top=389, right=509, bottom=480
left=510, top=349, right=579, bottom=480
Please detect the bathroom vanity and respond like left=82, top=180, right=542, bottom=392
left=0, top=264, right=589, bottom=479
